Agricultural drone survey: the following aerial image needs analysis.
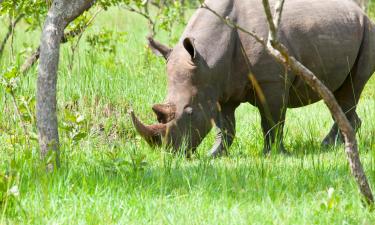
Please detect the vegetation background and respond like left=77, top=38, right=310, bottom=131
left=0, top=0, right=374, bottom=224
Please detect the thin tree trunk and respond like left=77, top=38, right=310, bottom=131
left=37, top=0, right=94, bottom=168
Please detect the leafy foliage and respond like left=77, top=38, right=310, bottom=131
left=0, top=2, right=374, bottom=223
left=0, top=160, right=21, bottom=217
left=87, top=29, right=127, bottom=55
left=0, top=65, right=20, bottom=94
left=0, top=0, right=49, bottom=31
left=61, top=110, right=88, bottom=145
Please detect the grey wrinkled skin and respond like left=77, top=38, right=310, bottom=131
left=133, top=0, right=375, bottom=156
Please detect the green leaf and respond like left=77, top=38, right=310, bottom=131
left=73, top=132, right=87, bottom=142
left=2, top=66, right=19, bottom=80
left=64, top=110, right=77, bottom=123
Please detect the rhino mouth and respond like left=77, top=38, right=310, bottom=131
left=130, top=103, right=176, bottom=146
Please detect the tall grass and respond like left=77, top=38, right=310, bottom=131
left=0, top=6, right=374, bottom=225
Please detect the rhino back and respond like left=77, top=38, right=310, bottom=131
left=178, top=0, right=372, bottom=106
left=237, top=0, right=371, bottom=106
left=239, top=0, right=364, bottom=78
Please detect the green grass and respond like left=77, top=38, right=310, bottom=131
left=1, top=6, right=375, bottom=225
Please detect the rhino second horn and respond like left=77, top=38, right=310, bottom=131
left=129, top=109, right=166, bottom=146
left=152, top=103, right=176, bottom=124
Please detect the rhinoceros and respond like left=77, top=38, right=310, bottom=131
left=131, top=0, right=375, bottom=156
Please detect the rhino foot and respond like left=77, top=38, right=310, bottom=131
left=263, top=144, right=290, bottom=156
left=321, top=128, right=344, bottom=148
left=208, top=147, right=227, bottom=158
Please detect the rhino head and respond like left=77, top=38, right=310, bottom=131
left=131, top=37, right=220, bottom=153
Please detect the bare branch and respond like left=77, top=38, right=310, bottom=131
left=201, top=3, right=265, bottom=45
left=261, top=0, right=277, bottom=42
left=273, top=0, right=285, bottom=30
left=20, top=8, right=102, bottom=74
left=0, top=14, right=24, bottom=58
left=61, top=8, right=102, bottom=43
left=20, top=47, right=40, bottom=74
left=121, top=4, right=156, bottom=37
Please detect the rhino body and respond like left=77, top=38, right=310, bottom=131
left=132, top=0, right=375, bottom=155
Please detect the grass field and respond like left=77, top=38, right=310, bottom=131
left=0, top=4, right=375, bottom=225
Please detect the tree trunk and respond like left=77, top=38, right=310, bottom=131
left=37, top=0, right=94, bottom=168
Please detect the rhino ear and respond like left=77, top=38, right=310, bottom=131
left=183, top=37, right=196, bottom=60
left=147, top=36, right=172, bottom=60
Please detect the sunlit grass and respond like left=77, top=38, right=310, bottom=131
left=0, top=5, right=375, bottom=225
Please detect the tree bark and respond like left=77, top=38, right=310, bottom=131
left=37, top=0, right=94, bottom=168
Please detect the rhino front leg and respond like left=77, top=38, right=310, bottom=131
left=260, top=106, right=288, bottom=155
left=209, top=103, right=237, bottom=157
left=256, top=84, right=289, bottom=155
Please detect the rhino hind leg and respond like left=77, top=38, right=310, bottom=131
left=322, top=113, right=362, bottom=147
left=321, top=79, right=365, bottom=147
left=322, top=24, right=374, bottom=148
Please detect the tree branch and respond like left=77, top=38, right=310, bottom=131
left=21, top=7, right=101, bottom=74
left=201, top=4, right=265, bottom=45
left=121, top=4, right=156, bottom=37
left=273, top=0, right=285, bottom=31
left=0, top=14, right=24, bottom=58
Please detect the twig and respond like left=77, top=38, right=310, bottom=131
left=20, top=47, right=40, bottom=74
left=20, top=7, right=102, bottom=74
left=121, top=4, right=156, bottom=37
left=261, top=0, right=277, bottom=42
left=0, top=14, right=24, bottom=58
left=68, top=7, right=102, bottom=72
left=201, top=4, right=265, bottom=45
left=61, top=7, right=102, bottom=43
left=273, top=0, right=285, bottom=30
left=10, top=90, right=29, bottom=141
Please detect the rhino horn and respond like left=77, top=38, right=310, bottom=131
left=129, top=109, right=166, bottom=146
left=152, top=103, right=176, bottom=124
